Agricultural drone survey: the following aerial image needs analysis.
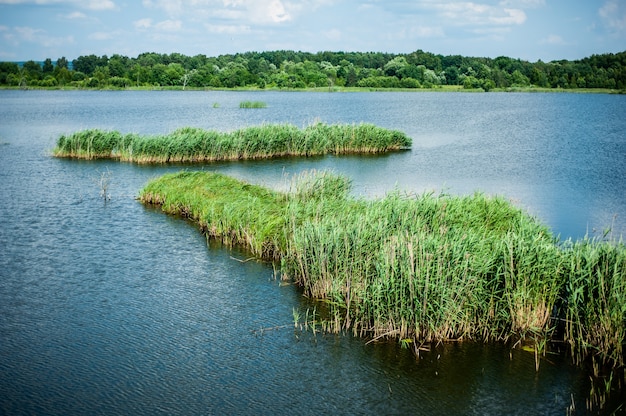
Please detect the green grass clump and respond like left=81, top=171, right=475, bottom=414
left=54, top=129, right=124, bottom=159
left=139, top=169, right=626, bottom=374
left=52, top=122, right=412, bottom=162
left=282, top=186, right=562, bottom=344
left=562, top=239, right=626, bottom=369
left=140, top=171, right=286, bottom=259
left=239, top=101, right=267, bottom=108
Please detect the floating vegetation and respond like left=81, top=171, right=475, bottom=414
left=139, top=170, right=626, bottom=382
left=52, top=122, right=412, bottom=163
left=239, top=100, right=267, bottom=108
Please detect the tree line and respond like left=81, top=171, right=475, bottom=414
left=1, top=49, right=625, bottom=91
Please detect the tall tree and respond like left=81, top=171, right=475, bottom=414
left=42, top=58, right=54, bottom=74
left=23, top=60, right=42, bottom=80
left=56, top=56, right=68, bottom=69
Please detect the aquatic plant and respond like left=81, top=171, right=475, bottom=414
left=561, top=238, right=626, bottom=370
left=52, top=122, right=412, bottom=163
left=94, top=167, right=112, bottom=201
left=140, top=171, right=286, bottom=259
left=55, top=129, right=123, bottom=159
left=239, top=100, right=267, bottom=108
left=139, top=169, right=626, bottom=378
left=282, top=183, right=564, bottom=345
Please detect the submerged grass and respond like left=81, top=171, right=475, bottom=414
left=139, top=170, right=626, bottom=376
left=239, top=100, right=267, bottom=108
left=52, top=122, right=411, bottom=163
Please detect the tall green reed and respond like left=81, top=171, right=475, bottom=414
left=562, top=238, right=626, bottom=369
left=239, top=101, right=267, bottom=108
left=53, top=123, right=412, bottom=162
left=138, top=169, right=625, bottom=377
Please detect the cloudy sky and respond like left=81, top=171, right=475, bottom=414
left=0, top=0, right=624, bottom=62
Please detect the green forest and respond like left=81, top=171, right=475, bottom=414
left=1, top=49, right=625, bottom=91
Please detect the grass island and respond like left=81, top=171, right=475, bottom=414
left=139, top=170, right=625, bottom=378
left=52, top=122, right=412, bottom=163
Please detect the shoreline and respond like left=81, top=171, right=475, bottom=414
left=2, top=85, right=624, bottom=94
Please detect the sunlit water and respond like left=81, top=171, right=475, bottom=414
left=1, top=90, right=624, bottom=415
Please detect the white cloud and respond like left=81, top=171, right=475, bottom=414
left=283, top=0, right=336, bottom=16
left=0, top=50, right=17, bottom=59
left=498, top=0, right=544, bottom=8
left=540, top=34, right=565, bottom=45
left=490, top=8, right=525, bottom=25
left=133, top=18, right=182, bottom=32
left=142, top=0, right=184, bottom=15
left=89, top=31, right=114, bottom=40
left=205, top=23, right=251, bottom=34
left=212, top=9, right=243, bottom=19
left=411, top=26, right=445, bottom=38
left=141, top=0, right=308, bottom=25
left=85, top=0, right=115, bottom=10
left=433, top=2, right=526, bottom=26
left=134, top=18, right=152, bottom=30
left=235, top=0, right=291, bottom=24
left=40, top=34, right=74, bottom=47
left=323, top=28, right=341, bottom=40
left=14, top=26, right=43, bottom=41
left=0, top=0, right=115, bottom=10
left=11, top=25, right=74, bottom=47
left=155, top=19, right=182, bottom=31
left=63, top=11, right=87, bottom=19
left=599, top=0, right=626, bottom=33
left=471, top=26, right=511, bottom=35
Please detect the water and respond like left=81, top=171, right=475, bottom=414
left=0, top=90, right=624, bottom=415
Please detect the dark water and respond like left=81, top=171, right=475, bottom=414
left=0, top=90, right=624, bottom=415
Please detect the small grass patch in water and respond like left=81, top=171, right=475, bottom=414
left=239, top=100, right=267, bottom=108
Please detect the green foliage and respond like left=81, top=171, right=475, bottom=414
left=138, top=170, right=626, bottom=373
left=239, top=101, right=267, bottom=108
left=562, top=238, right=626, bottom=369
left=52, top=123, right=412, bottom=162
left=357, top=76, right=401, bottom=88
left=2, top=49, right=624, bottom=90
left=140, top=171, right=287, bottom=258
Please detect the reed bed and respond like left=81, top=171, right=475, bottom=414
left=561, top=239, right=626, bottom=370
left=239, top=101, right=267, bottom=108
left=53, top=122, right=411, bottom=163
left=140, top=171, right=287, bottom=259
left=139, top=170, right=625, bottom=374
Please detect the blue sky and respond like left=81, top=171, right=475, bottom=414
left=0, top=0, right=624, bottom=62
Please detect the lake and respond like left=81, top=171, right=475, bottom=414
left=0, top=90, right=624, bottom=415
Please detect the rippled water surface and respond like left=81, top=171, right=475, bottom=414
left=1, top=90, right=625, bottom=415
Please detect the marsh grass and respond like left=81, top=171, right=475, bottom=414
left=53, top=122, right=412, bottom=163
left=239, top=100, right=267, bottom=108
left=139, top=169, right=625, bottom=380
left=561, top=238, right=626, bottom=370
left=140, top=171, right=286, bottom=259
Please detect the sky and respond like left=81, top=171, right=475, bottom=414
left=0, top=0, right=624, bottom=63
